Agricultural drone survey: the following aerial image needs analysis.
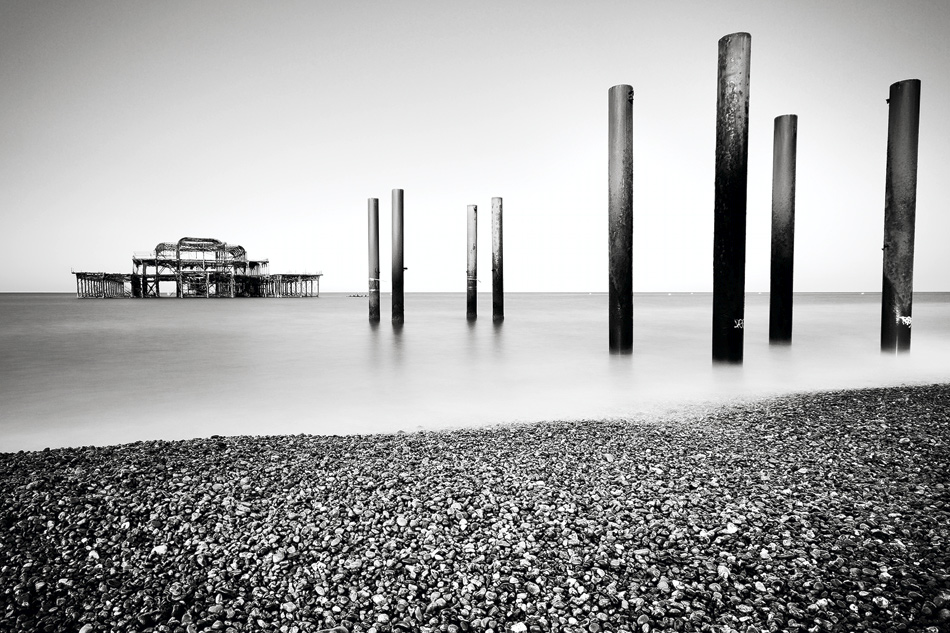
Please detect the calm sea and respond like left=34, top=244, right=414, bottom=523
left=2, top=292, right=949, bottom=452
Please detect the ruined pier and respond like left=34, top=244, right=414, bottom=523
left=73, top=237, right=321, bottom=298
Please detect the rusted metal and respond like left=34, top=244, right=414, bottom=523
left=881, top=79, right=921, bottom=352
left=712, top=32, right=751, bottom=363
left=769, top=114, right=798, bottom=344
left=368, top=198, right=380, bottom=322
left=392, top=189, right=405, bottom=324
left=492, top=197, right=504, bottom=322
left=608, top=84, right=634, bottom=354
left=467, top=204, right=478, bottom=320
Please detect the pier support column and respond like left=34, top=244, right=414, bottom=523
left=712, top=32, right=751, bottom=363
left=368, top=198, right=380, bottom=322
left=392, top=189, right=405, bottom=324
left=492, top=197, right=504, bottom=322
left=769, top=114, right=798, bottom=344
left=881, top=79, right=921, bottom=352
left=467, top=204, right=477, bottom=320
left=608, top=84, right=634, bottom=353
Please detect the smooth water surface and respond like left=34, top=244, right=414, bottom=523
left=2, top=292, right=949, bottom=451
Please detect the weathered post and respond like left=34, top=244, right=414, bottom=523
left=368, top=198, right=380, bottom=322
left=467, top=204, right=478, bottom=320
left=769, top=114, right=798, bottom=344
left=712, top=32, right=751, bottom=363
left=492, top=197, right=504, bottom=322
left=392, top=188, right=405, bottom=324
left=608, top=84, right=634, bottom=353
left=881, top=79, right=921, bottom=352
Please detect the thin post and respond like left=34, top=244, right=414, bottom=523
left=881, top=79, right=921, bottom=352
left=492, top=197, right=504, bottom=322
left=368, top=198, right=380, bottom=322
left=769, top=114, right=798, bottom=343
left=467, top=204, right=477, bottom=320
left=392, top=189, right=404, bottom=324
left=712, top=32, right=751, bottom=363
left=608, top=84, right=634, bottom=353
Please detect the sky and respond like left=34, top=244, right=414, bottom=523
left=1, top=0, right=948, bottom=293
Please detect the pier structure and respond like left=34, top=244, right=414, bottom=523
left=74, top=237, right=321, bottom=298
left=74, top=273, right=129, bottom=299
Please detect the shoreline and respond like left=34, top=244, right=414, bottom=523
left=1, top=384, right=948, bottom=632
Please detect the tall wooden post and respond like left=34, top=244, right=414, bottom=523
left=608, top=84, right=634, bottom=353
left=769, top=114, right=798, bottom=343
left=467, top=204, right=478, bottom=320
left=368, top=198, right=380, bottom=322
left=881, top=79, right=921, bottom=352
left=392, top=189, right=405, bottom=324
left=712, top=32, right=751, bottom=363
left=492, top=197, right=504, bottom=322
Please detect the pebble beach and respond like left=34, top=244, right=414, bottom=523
left=1, top=384, right=948, bottom=633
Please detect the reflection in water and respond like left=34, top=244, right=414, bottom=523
left=1, top=292, right=949, bottom=451
left=491, top=318, right=504, bottom=356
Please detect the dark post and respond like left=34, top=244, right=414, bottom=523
left=467, top=204, right=477, bottom=320
left=392, top=189, right=405, bottom=324
left=608, top=84, right=634, bottom=353
left=769, top=114, right=798, bottom=343
left=712, top=32, right=751, bottom=363
left=492, top=197, right=504, bottom=322
left=368, top=198, right=380, bottom=322
left=881, top=79, right=921, bottom=352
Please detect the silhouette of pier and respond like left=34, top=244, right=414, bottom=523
left=73, top=237, right=321, bottom=298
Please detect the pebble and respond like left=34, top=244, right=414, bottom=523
left=1, top=384, right=948, bottom=633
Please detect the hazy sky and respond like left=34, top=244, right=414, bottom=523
left=2, top=0, right=948, bottom=293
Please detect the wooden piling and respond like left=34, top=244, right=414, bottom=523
left=467, top=204, right=477, bottom=320
left=769, top=114, right=798, bottom=344
left=608, top=84, right=634, bottom=353
left=392, top=189, right=405, bottom=324
left=492, top=197, right=504, bottom=322
left=712, top=32, right=751, bottom=363
left=881, top=79, right=921, bottom=352
left=368, top=198, right=380, bottom=322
